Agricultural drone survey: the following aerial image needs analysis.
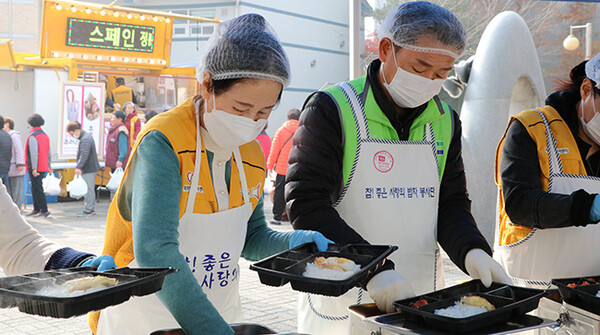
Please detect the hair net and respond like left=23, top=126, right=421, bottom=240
left=378, top=1, right=466, bottom=59
left=197, top=14, right=290, bottom=87
left=585, top=53, right=600, bottom=89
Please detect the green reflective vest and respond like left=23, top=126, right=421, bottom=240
left=323, top=76, right=453, bottom=187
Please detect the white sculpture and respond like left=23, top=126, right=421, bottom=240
left=460, top=11, right=547, bottom=245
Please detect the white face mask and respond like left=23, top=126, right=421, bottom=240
left=580, top=95, right=600, bottom=146
left=203, top=93, right=267, bottom=150
left=382, top=47, right=445, bottom=108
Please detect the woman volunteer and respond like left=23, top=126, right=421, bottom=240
left=495, top=55, right=600, bottom=288
left=91, top=14, right=332, bottom=335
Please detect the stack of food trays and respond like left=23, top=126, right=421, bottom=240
left=250, top=243, right=397, bottom=296
left=393, top=280, right=547, bottom=333
left=552, top=275, right=600, bottom=314
left=0, top=267, right=175, bottom=318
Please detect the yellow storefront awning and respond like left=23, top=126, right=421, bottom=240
left=0, top=40, right=17, bottom=69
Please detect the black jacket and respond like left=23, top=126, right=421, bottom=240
left=500, top=88, right=599, bottom=229
left=76, top=130, right=100, bottom=174
left=0, top=130, right=12, bottom=174
left=286, top=60, right=492, bottom=275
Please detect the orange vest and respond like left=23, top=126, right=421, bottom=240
left=495, top=106, right=587, bottom=246
left=111, top=85, right=135, bottom=108
left=89, top=97, right=266, bottom=333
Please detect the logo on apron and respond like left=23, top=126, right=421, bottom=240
left=248, top=183, right=261, bottom=200
left=373, top=150, right=394, bottom=173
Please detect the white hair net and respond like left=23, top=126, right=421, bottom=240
left=585, top=53, right=600, bottom=89
left=378, top=1, right=466, bottom=59
left=197, top=14, right=290, bottom=87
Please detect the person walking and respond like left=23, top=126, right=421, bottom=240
left=0, top=115, right=12, bottom=192
left=266, top=108, right=300, bottom=224
left=66, top=121, right=100, bottom=217
left=25, top=114, right=52, bottom=217
left=3, top=117, right=25, bottom=210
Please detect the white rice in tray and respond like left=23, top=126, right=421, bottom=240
left=303, top=261, right=361, bottom=280
left=434, top=301, right=488, bottom=318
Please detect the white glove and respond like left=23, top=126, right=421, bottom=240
left=465, top=248, right=512, bottom=287
left=366, top=270, right=415, bottom=313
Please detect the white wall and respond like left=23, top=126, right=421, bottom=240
left=33, top=69, right=69, bottom=163
left=0, top=69, right=34, bottom=148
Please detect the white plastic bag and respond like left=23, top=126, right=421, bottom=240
left=67, top=175, right=88, bottom=199
left=106, top=167, right=124, bottom=191
left=42, top=173, right=62, bottom=196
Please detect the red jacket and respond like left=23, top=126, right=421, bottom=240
left=105, top=124, right=130, bottom=169
left=255, top=130, right=271, bottom=163
left=267, top=120, right=298, bottom=175
left=25, top=127, right=51, bottom=172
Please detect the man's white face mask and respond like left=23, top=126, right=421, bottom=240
left=203, top=92, right=267, bottom=150
left=382, top=46, right=445, bottom=108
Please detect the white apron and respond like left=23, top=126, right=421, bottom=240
left=299, top=82, right=444, bottom=334
left=98, top=103, right=252, bottom=334
left=494, top=108, right=600, bottom=289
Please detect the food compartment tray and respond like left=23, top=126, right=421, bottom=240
left=552, top=275, right=600, bottom=315
left=250, top=243, right=397, bottom=297
left=393, top=280, right=546, bottom=333
left=0, top=267, right=175, bottom=318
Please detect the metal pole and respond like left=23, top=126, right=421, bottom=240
left=586, top=22, right=593, bottom=60
left=8, top=0, right=12, bottom=40
left=349, top=0, right=361, bottom=79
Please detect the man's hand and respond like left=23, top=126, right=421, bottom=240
left=116, top=161, right=123, bottom=168
left=75, top=168, right=82, bottom=176
left=465, top=248, right=512, bottom=287
left=32, top=169, right=39, bottom=177
left=367, top=270, right=415, bottom=313
left=17, top=166, right=24, bottom=172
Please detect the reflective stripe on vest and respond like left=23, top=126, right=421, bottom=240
left=323, top=76, right=452, bottom=187
left=495, top=106, right=587, bottom=246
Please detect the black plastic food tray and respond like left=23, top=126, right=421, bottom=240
left=393, top=280, right=546, bottom=333
left=0, top=267, right=175, bottom=318
left=249, top=243, right=397, bottom=297
left=552, top=275, right=600, bottom=314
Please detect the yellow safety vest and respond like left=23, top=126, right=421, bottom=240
left=129, top=114, right=139, bottom=148
left=89, top=97, right=266, bottom=332
left=111, top=85, right=135, bottom=108
left=495, top=106, right=587, bottom=246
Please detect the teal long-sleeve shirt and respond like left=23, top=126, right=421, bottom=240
left=120, top=130, right=293, bottom=334
left=117, top=132, right=128, bottom=163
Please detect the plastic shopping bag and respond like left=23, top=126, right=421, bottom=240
left=67, top=175, right=87, bottom=199
left=106, top=167, right=124, bottom=191
left=42, top=173, right=62, bottom=196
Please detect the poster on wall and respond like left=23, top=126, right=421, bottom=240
left=59, top=81, right=105, bottom=159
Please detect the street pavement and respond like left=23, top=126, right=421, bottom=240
left=0, top=192, right=470, bottom=334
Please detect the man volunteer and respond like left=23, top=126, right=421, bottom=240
left=286, top=2, right=511, bottom=333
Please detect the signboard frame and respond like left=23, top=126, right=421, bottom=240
left=58, top=81, right=105, bottom=160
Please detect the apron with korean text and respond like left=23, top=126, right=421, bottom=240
left=97, top=102, right=252, bottom=334
left=299, top=82, right=444, bottom=334
left=494, top=109, right=600, bottom=289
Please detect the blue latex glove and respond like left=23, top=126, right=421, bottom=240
left=289, top=230, right=334, bottom=251
left=82, top=255, right=117, bottom=271
left=591, top=194, right=600, bottom=222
